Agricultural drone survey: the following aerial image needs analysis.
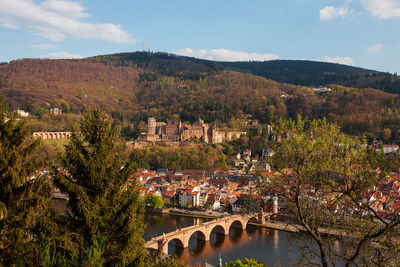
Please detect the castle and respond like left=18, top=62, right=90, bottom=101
left=136, top=117, right=246, bottom=146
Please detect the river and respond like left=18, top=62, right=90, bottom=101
left=145, top=212, right=313, bottom=266
left=53, top=199, right=312, bottom=266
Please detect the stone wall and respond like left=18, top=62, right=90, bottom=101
left=32, top=132, right=72, bottom=140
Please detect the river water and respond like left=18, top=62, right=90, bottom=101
left=53, top=199, right=312, bottom=266
left=145, top=212, right=313, bottom=266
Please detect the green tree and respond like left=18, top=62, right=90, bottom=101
left=382, top=128, right=392, bottom=141
left=266, top=117, right=400, bottom=267
left=145, top=194, right=164, bottom=209
left=50, top=109, right=148, bottom=266
left=225, top=258, right=264, bottom=267
left=0, top=95, right=51, bottom=265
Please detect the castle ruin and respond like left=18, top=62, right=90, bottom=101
left=136, top=117, right=245, bottom=146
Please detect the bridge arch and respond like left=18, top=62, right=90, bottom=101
left=229, top=220, right=245, bottom=231
left=167, top=238, right=184, bottom=255
left=189, top=230, right=206, bottom=241
left=209, top=225, right=227, bottom=247
left=188, top=230, right=206, bottom=253
left=210, top=225, right=226, bottom=236
left=247, top=216, right=259, bottom=225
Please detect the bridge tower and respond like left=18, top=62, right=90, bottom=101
left=258, top=209, right=266, bottom=224
left=272, top=196, right=279, bottom=214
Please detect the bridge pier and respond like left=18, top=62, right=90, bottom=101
left=258, top=211, right=266, bottom=224
left=162, top=241, right=168, bottom=255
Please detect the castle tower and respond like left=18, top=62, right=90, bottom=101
left=202, top=124, right=209, bottom=143
left=147, top=117, right=156, bottom=135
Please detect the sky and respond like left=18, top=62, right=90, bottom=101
left=0, top=0, right=399, bottom=73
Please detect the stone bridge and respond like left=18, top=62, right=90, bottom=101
left=146, top=213, right=265, bottom=255
left=32, top=132, right=72, bottom=140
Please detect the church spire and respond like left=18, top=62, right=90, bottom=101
left=217, top=253, right=223, bottom=267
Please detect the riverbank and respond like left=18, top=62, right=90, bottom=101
left=168, top=208, right=226, bottom=219
left=252, top=220, right=348, bottom=237
left=146, top=206, right=228, bottom=219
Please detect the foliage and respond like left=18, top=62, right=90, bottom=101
left=2, top=55, right=400, bottom=140
left=225, top=257, right=264, bottom=267
left=145, top=194, right=164, bottom=209
left=46, top=108, right=148, bottom=265
left=131, top=144, right=228, bottom=170
left=140, top=73, right=158, bottom=82
left=266, top=117, right=400, bottom=266
left=0, top=95, right=51, bottom=265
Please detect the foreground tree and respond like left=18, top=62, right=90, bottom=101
left=266, top=118, right=400, bottom=266
left=0, top=95, right=50, bottom=265
left=44, top=109, right=148, bottom=265
left=225, top=258, right=264, bottom=267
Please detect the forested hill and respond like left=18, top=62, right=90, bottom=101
left=1, top=53, right=400, bottom=140
left=86, top=52, right=400, bottom=94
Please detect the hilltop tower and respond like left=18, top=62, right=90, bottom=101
left=147, top=117, right=156, bottom=135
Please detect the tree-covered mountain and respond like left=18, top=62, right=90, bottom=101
left=1, top=52, right=400, bottom=141
left=86, top=52, right=400, bottom=93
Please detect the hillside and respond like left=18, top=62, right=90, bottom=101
left=0, top=57, right=291, bottom=123
left=86, top=52, right=400, bottom=93
left=1, top=53, right=400, bottom=141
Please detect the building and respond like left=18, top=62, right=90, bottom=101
left=16, top=109, right=29, bottom=117
left=243, top=149, right=251, bottom=162
left=383, top=145, right=399, bottom=154
left=136, top=117, right=245, bottom=145
left=313, top=87, right=331, bottom=93
left=179, top=190, right=200, bottom=207
left=50, top=108, right=62, bottom=116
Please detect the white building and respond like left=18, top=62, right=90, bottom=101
left=179, top=191, right=200, bottom=207
left=17, top=109, right=29, bottom=117
left=383, top=145, right=399, bottom=154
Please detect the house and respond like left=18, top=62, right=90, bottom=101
left=243, top=149, right=251, bottom=162
left=208, top=177, right=229, bottom=188
left=179, top=190, right=200, bottom=207
left=205, top=194, right=220, bottom=210
left=313, top=87, right=331, bottom=93
left=262, top=148, right=275, bottom=158
left=162, top=191, right=176, bottom=206
left=232, top=198, right=246, bottom=213
left=182, top=169, right=205, bottom=180
left=50, top=108, right=62, bottom=115
left=16, top=109, right=29, bottom=117
left=199, top=192, right=209, bottom=207
left=383, top=145, right=399, bottom=154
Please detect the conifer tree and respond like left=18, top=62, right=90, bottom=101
left=0, top=95, right=50, bottom=265
left=52, top=108, right=147, bottom=266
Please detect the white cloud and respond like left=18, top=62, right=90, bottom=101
left=318, top=56, right=354, bottom=65
left=360, top=0, right=400, bottom=19
left=40, top=51, right=83, bottom=59
left=32, top=43, right=58, bottom=50
left=175, top=48, right=278, bottom=62
left=367, top=43, right=383, bottom=53
left=320, top=6, right=350, bottom=21
left=40, top=0, right=89, bottom=19
left=0, top=0, right=133, bottom=43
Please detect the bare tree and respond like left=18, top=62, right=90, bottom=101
left=265, top=118, right=400, bottom=267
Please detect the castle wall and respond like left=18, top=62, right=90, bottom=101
left=139, top=117, right=245, bottom=146
left=32, top=132, right=72, bottom=140
left=166, top=119, right=180, bottom=136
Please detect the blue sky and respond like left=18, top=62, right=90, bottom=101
left=0, top=0, right=399, bottom=73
